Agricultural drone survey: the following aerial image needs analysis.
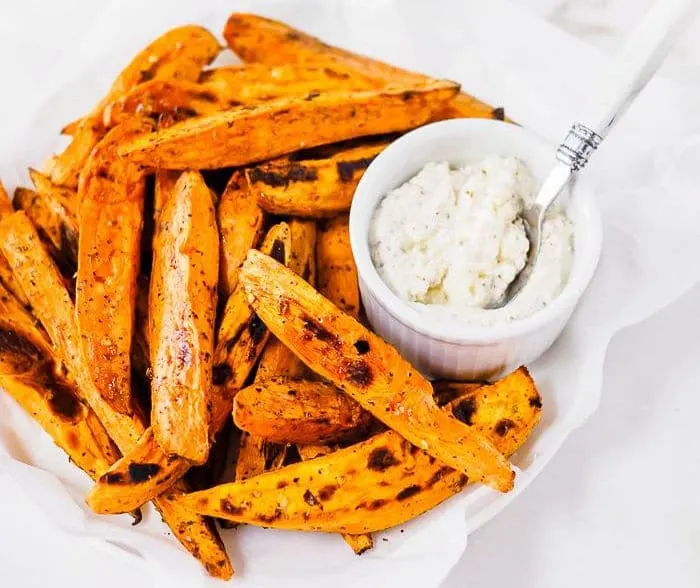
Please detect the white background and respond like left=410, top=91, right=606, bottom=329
left=0, top=1, right=699, bottom=587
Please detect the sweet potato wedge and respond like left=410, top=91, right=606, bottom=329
left=223, top=14, right=503, bottom=123
left=0, top=283, right=117, bottom=479
left=87, top=223, right=291, bottom=513
left=200, top=63, right=377, bottom=103
left=210, top=222, right=291, bottom=431
left=433, top=381, right=486, bottom=407
left=0, top=212, right=232, bottom=577
left=155, top=480, right=233, bottom=579
left=249, top=142, right=387, bottom=218
left=76, top=119, right=151, bottom=415
left=316, top=215, right=359, bottom=318
left=240, top=250, right=515, bottom=491
left=234, top=377, right=370, bottom=444
left=177, top=368, right=540, bottom=532
left=217, top=170, right=264, bottom=297
left=234, top=218, right=316, bottom=478
left=118, top=81, right=460, bottom=170
left=150, top=170, right=219, bottom=463
left=50, top=25, right=220, bottom=188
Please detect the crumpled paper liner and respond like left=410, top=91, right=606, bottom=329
left=1, top=0, right=699, bottom=586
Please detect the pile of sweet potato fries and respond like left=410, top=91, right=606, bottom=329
left=0, top=13, right=541, bottom=579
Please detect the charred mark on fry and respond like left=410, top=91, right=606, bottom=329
left=342, top=359, right=373, bottom=386
left=367, top=447, right=400, bottom=471
left=529, top=394, right=543, bottom=408
left=491, top=107, right=505, bottom=120
left=426, top=466, right=453, bottom=489
left=396, top=485, right=421, bottom=501
left=304, top=91, right=321, bottom=101
left=212, top=363, right=233, bottom=385
left=336, top=157, right=375, bottom=182
left=401, top=90, right=415, bottom=101
left=127, top=462, right=161, bottom=483
left=102, top=471, right=125, bottom=484
left=452, top=397, right=477, bottom=425
left=495, top=419, right=515, bottom=436
left=0, top=328, right=43, bottom=362
left=248, top=313, right=267, bottom=345
left=220, top=499, right=246, bottom=516
left=256, top=509, right=283, bottom=524
left=303, top=489, right=320, bottom=506
left=271, top=239, right=286, bottom=264
left=301, top=315, right=340, bottom=346
left=366, top=499, right=387, bottom=510
left=249, top=164, right=318, bottom=188
left=318, top=484, right=338, bottom=501
left=353, top=339, right=370, bottom=355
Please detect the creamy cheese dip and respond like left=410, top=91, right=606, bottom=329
left=368, top=156, right=574, bottom=326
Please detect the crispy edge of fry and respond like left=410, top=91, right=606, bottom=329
left=76, top=119, right=152, bottom=415
left=316, top=215, right=359, bottom=318
left=0, top=211, right=230, bottom=574
left=250, top=142, right=386, bottom=218
left=233, top=377, right=369, bottom=444
left=87, top=223, right=292, bottom=514
left=118, top=82, right=460, bottom=170
left=175, top=368, right=540, bottom=533
left=217, top=170, right=264, bottom=297
left=240, top=250, right=515, bottom=491
left=150, top=170, right=219, bottom=463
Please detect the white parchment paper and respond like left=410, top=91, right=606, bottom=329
left=1, top=1, right=699, bottom=586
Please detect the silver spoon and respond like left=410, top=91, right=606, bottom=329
left=488, top=0, right=699, bottom=310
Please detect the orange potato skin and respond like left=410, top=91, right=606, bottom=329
left=76, top=119, right=151, bottom=415
left=150, top=170, right=219, bottom=464
left=118, top=82, right=460, bottom=170
left=240, top=251, right=515, bottom=492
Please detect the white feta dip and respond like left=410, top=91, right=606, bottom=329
left=368, top=156, right=574, bottom=326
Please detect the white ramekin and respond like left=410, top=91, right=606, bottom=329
left=349, top=119, right=603, bottom=380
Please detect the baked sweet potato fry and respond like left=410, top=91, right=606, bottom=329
left=234, top=218, right=316, bottom=479
left=76, top=119, right=151, bottom=415
left=240, top=251, right=515, bottom=491
left=200, top=63, right=377, bottom=103
left=177, top=368, right=540, bottom=532
left=0, top=284, right=117, bottom=479
left=0, top=212, right=231, bottom=577
left=234, top=377, right=370, bottom=444
left=87, top=223, right=291, bottom=513
left=316, top=215, right=359, bottom=318
left=150, top=170, right=219, bottom=463
left=223, top=14, right=416, bottom=81
left=249, top=142, right=387, bottom=218
left=50, top=25, right=220, bottom=188
left=224, top=13, right=503, bottom=123
left=118, top=81, right=460, bottom=170
left=217, top=171, right=264, bottom=296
